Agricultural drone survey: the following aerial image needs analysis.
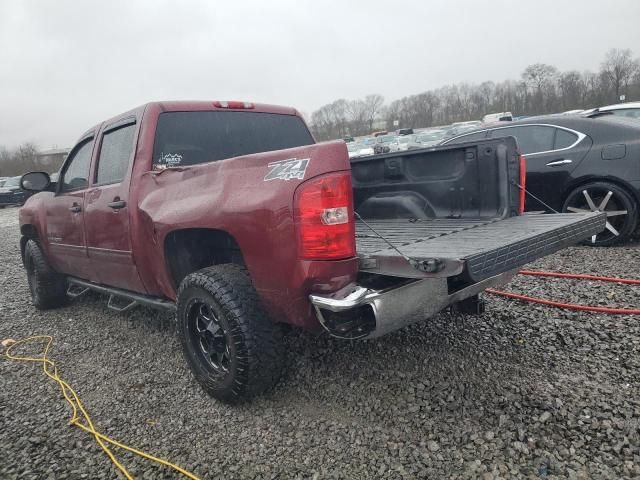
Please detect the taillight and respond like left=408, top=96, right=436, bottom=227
left=213, top=101, right=254, bottom=109
left=518, top=154, right=527, bottom=215
left=294, top=172, right=356, bottom=260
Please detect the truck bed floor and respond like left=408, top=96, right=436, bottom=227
left=356, top=213, right=605, bottom=281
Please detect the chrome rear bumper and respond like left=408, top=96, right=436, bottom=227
left=309, top=270, right=516, bottom=339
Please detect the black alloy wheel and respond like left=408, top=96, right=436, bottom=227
left=563, top=182, right=637, bottom=246
left=187, top=300, right=231, bottom=376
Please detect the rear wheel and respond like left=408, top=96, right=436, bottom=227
left=562, top=182, right=637, bottom=246
left=176, top=264, right=285, bottom=404
left=24, top=239, right=68, bottom=309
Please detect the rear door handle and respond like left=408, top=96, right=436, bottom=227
left=546, top=159, right=573, bottom=166
left=69, top=203, right=81, bottom=213
left=108, top=199, right=127, bottom=210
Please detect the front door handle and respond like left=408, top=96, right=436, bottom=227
left=108, top=198, right=127, bottom=210
left=69, top=203, right=81, bottom=213
left=546, top=159, right=573, bottom=167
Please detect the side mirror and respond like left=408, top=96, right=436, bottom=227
left=21, top=172, right=51, bottom=192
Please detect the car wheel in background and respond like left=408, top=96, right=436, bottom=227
left=562, top=181, right=638, bottom=246
left=176, top=264, right=285, bottom=404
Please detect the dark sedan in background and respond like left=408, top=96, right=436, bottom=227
left=0, top=175, right=34, bottom=207
left=442, top=113, right=640, bottom=246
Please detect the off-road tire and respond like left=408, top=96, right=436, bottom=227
left=176, top=264, right=285, bottom=404
left=23, top=239, right=68, bottom=309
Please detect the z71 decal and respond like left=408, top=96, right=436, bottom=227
left=264, top=158, right=310, bottom=181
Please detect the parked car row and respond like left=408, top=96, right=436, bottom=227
left=0, top=175, right=34, bottom=207
left=347, top=128, right=449, bottom=158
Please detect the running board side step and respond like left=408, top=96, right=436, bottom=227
left=67, top=284, right=90, bottom=299
left=66, top=277, right=177, bottom=313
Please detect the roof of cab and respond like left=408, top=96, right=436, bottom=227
left=74, top=100, right=302, bottom=146
left=152, top=100, right=298, bottom=116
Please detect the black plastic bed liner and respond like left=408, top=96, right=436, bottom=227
left=356, top=212, right=606, bottom=282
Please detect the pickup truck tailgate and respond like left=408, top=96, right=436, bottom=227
left=356, top=212, right=606, bottom=281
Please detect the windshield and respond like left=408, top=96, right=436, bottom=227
left=153, top=111, right=314, bottom=167
left=347, top=143, right=360, bottom=152
left=418, top=133, right=443, bottom=142
left=612, top=109, right=640, bottom=119
left=376, top=135, right=396, bottom=143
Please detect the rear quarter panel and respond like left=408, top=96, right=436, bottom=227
left=131, top=137, right=358, bottom=330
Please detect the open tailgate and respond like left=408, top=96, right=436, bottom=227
left=356, top=212, right=606, bottom=281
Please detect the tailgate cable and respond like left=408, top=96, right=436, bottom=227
left=516, top=182, right=560, bottom=214
left=1, top=336, right=202, bottom=480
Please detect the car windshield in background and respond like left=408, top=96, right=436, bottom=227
left=376, top=135, right=396, bottom=143
left=153, top=111, right=314, bottom=167
left=347, top=143, right=360, bottom=152
left=418, top=133, right=443, bottom=142
left=612, top=109, right=640, bottom=119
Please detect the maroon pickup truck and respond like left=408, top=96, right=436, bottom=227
left=19, top=101, right=605, bottom=403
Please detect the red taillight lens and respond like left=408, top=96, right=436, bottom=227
left=518, top=154, right=527, bottom=215
left=294, top=172, right=356, bottom=260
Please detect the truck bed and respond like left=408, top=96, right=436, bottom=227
left=356, top=212, right=605, bottom=282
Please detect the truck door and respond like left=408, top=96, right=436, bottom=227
left=45, top=137, right=94, bottom=278
left=84, top=118, right=146, bottom=293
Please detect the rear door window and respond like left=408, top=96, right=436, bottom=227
left=490, top=126, right=555, bottom=154
left=95, top=122, right=136, bottom=185
left=444, top=131, right=489, bottom=144
left=153, top=111, right=314, bottom=168
left=554, top=128, right=579, bottom=149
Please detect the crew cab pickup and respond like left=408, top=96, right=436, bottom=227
left=19, top=101, right=606, bottom=403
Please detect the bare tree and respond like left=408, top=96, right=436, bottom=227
left=0, top=142, right=40, bottom=177
left=522, top=63, right=558, bottom=114
left=600, top=48, right=640, bottom=101
left=558, top=71, right=585, bottom=110
left=346, top=99, right=368, bottom=136
left=363, top=94, right=384, bottom=132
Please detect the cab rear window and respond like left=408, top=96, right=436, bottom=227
left=153, top=111, right=314, bottom=168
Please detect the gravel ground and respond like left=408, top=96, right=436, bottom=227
left=1, top=206, right=639, bottom=480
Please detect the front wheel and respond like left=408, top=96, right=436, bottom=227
left=24, top=239, right=68, bottom=309
left=562, top=182, right=638, bottom=246
left=176, top=264, right=285, bottom=404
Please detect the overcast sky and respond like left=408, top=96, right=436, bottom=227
left=1, top=0, right=639, bottom=149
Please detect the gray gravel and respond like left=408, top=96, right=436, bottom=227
left=1, top=206, right=639, bottom=479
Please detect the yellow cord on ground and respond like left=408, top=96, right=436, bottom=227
left=1, top=335, right=202, bottom=480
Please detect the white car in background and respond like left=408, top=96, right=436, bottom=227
left=482, top=111, right=513, bottom=122
left=347, top=141, right=375, bottom=158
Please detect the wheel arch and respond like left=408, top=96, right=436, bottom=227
left=164, top=228, right=246, bottom=289
left=20, top=224, right=40, bottom=265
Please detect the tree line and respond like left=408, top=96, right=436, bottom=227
left=0, top=143, right=44, bottom=178
left=310, top=48, right=640, bottom=141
